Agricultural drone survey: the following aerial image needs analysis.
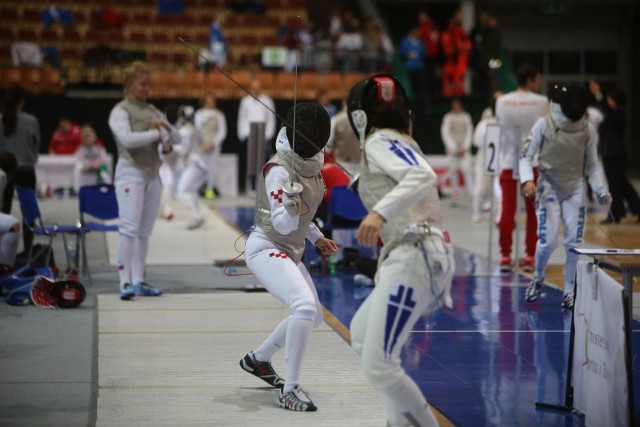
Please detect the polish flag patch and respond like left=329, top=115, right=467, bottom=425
left=270, top=189, right=283, bottom=203
left=268, top=251, right=288, bottom=259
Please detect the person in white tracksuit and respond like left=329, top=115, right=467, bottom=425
left=347, top=74, right=455, bottom=427
left=193, top=93, right=227, bottom=200
left=440, top=97, right=473, bottom=198
left=521, top=83, right=610, bottom=309
left=108, top=61, right=181, bottom=300
left=239, top=103, right=337, bottom=412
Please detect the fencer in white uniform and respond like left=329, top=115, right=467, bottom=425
left=239, top=103, right=337, bottom=412
left=347, top=74, right=455, bottom=427
left=521, top=83, right=610, bottom=309
left=108, top=61, right=181, bottom=300
left=194, top=93, right=227, bottom=199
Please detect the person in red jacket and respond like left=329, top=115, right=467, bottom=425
left=48, top=117, right=82, bottom=155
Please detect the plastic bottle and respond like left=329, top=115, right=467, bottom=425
left=328, top=255, right=336, bottom=276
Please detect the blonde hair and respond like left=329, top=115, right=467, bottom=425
left=81, top=125, right=97, bottom=140
left=123, top=60, right=149, bottom=89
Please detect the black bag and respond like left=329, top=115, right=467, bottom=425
left=15, top=244, right=57, bottom=270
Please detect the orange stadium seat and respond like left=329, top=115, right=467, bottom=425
left=206, top=71, right=233, bottom=98
left=20, top=68, right=42, bottom=93
left=1, top=67, right=21, bottom=88
left=298, top=71, right=320, bottom=99
left=184, top=71, right=205, bottom=97
left=40, top=68, right=64, bottom=94
left=274, top=72, right=295, bottom=99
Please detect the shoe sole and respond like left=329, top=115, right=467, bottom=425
left=120, top=293, right=134, bottom=301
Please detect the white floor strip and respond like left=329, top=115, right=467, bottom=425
left=97, top=293, right=387, bottom=426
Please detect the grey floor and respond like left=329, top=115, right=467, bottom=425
left=0, top=190, right=634, bottom=427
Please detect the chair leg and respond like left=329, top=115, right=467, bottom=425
left=81, top=231, right=92, bottom=286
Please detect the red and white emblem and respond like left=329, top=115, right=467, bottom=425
left=268, top=251, right=288, bottom=259
left=270, top=189, right=284, bottom=203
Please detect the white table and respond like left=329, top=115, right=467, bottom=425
left=36, top=153, right=238, bottom=198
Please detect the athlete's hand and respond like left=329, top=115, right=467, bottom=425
left=521, top=181, right=536, bottom=198
left=356, top=211, right=385, bottom=247
left=315, top=237, right=338, bottom=256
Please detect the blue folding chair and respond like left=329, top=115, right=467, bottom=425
left=325, top=185, right=368, bottom=229
left=15, top=186, right=80, bottom=271
left=314, top=185, right=370, bottom=274
left=78, top=184, right=119, bottom=285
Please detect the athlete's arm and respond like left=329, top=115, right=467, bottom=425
left=108, top=106, right=160, bottom=148
left=366, top=134, right=438, bottom=223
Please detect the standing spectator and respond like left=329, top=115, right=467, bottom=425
left=471, top=93, right=502, bottom=223
left=199, top=20, right=228, bottom=71
left=441, top=10, right=472, bottom=96
left=49, top=116, right=82, bottom=155
left=418, top=11, right=440, bottom=94
left=237, top=79, right=276, bottom=194
left=361, top=18, right=394, bottom=73
left=589, top=80, right=640, bottom=224
left=440, top=98, right=473, bottom=198
left=0, top=152, right=20, bottom=269
left=328, top=8, right=343, bottom=40
left=335, top=19, right=363, bottom=72
left=471, top=11, right=502, bottom=97
left=108, top=61, right=181, bottom=300
left=398, top=26, right=427, bottom=101
left=495, top=64, right=548, bottom=272
left=0, top=84, right=41, bottom=251
left=194, top=93, right=227, bottom=200
left=72, top=126, right=111, bottom=193
left=326, top=99, right=361, bottom=177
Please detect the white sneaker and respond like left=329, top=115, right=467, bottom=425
left=471, top=214, right=481, bottom=223
left=278, top=386, right=317, bottom=412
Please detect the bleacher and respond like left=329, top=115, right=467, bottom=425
left=0, top=0, right=368, bottom=99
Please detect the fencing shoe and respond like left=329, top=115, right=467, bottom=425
left=120, top=283, right=135, bottom=300
left=561, top=293, right=574, bottom=309
left=278, top=386, right=317, bottom=412
left=525, top=279, right=543, bottom=302
left=240, top=352, right=285, bottom=388
left=133, top=282, right=162, bottom=297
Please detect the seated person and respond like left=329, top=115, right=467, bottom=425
left=49, top=116, right=82, bottom=155
left=0, top=153, right=21, bottom=270
left=73, top=126, right=111, bottom=193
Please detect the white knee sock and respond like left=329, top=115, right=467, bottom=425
left=131, top=236, right=149, bottom=284
left=117, top=234, right=134, bottom=287
left=253, top=316, right=290, bottom=362
left=283, top=313, right=314, bottom=392
left=0, top=231, right=19, bottom=266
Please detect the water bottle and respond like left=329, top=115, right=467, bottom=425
left=328, top=255, right=336, bottom=276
